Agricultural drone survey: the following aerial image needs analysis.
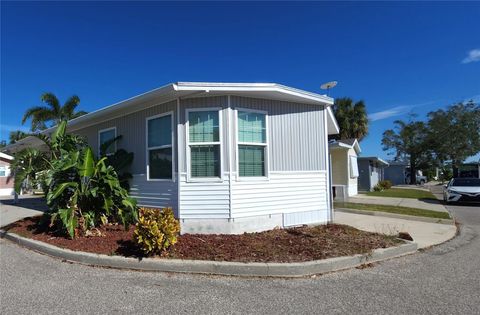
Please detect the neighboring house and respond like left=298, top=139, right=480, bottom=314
left=4, top=82, right=340, bottom=234
left=357, top=157, right=389, bottom=192
left=384, top=161, right=409, bottom=185
left=329, top=139, right=361, bottom=201
left=0, top=152, right=14, bottom=196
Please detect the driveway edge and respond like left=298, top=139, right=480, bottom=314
left=0, top=230, right=417, bottom=277
left=336, top=208, right=454, bottom=225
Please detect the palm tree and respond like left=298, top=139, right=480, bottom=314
left=331, top=97, right=369, bottom=141
left=22, top=93, right=88, bottom=131
left=8, top=148, right=48, bottom=193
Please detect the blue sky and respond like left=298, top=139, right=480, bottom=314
left=1, top=1, right=479, bottom=161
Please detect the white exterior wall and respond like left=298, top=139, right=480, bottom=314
left=330, top=147, right=358, bottom=198
left=73, top=94, right=332, bottom=234
left=179, top=96, right=330, bottom=234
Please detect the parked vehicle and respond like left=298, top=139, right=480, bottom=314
left=443, top=178, right=480, bottom=203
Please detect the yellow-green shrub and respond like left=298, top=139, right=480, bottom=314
left=133, top=207, right=180, bottom=255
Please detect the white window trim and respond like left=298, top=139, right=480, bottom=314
left=185, top=107, right=223, bottom=182
left=235, top=107, right=269, bottom=181
left=146, top=111, right=175, bottom=182
left=349, top=155, right=359, bottom=178
left=98, top=127, right=117, bottom=157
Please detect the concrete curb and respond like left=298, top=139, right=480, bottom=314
left=336, top=208, right=454, bottom=225
left=0, top=230, right=418, bottom=277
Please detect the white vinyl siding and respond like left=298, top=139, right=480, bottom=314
left=231, top=171, right=328, bottom=220
left=146, top=113, right=173, bottom=180
left=98, top=127, right=116, bottom=156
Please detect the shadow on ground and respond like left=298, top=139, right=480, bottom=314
left=0, top=196, right=49, bottom=212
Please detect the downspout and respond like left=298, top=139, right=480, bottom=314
left=324, top=105, right=333, bottom=222
left=176, top=98, right=181, bottom=219
left=227, top=95, right=233, bottom=221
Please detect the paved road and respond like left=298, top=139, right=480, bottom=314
left=1, top=191, right=479, bottom=314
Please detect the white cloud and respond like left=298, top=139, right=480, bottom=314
left=462, top=49, right=480, bottom=64
left=368, top=101, right=436, bottom=122
left=368, top=105, right=412, bottom=121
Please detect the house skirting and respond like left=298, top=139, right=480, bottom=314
left=180, top=210, right=328, bottom=234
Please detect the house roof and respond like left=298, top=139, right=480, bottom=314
left=358, top=156, right=389, bottom=166
left=1, top=82, right=340, bottom=154
left=329, top=138, right=361, bottom=154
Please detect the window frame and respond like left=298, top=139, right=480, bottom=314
left=185, top=107, right=223, bottom=182
left=145, top=111, right=175, bottom=182
left=98, top=127, right=117, bottom=157
left=0, top=166, right=6, bottom=177
left=235, top=107, right=269, bottom=181
left=349, top=155, right=359, bottom=178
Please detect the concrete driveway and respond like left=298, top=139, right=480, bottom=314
left=1, top=190, right=480, bottom=314
left=0, top=195, right=47, bottom=228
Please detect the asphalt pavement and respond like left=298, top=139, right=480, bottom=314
left=1, top=188, right=479, bottom=314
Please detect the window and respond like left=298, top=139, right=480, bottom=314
left=349, top=156, right=359, bottom=178
left=188, top=110, right=221, bottom=178
left=147, top=113, right=173, bottom=180
left=98, top=127, right=116, bottom=156
left=237, top=110, right=267, bottom=177
left=0, top=166, right=6, bottom=177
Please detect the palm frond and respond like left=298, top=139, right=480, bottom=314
left=71, top=110, right=88, bottom=119
left=62, top=95, right=81, bottom=118
left=21, top=106, right=51, bottom=124
left=41, top=92, right=61, bottom=114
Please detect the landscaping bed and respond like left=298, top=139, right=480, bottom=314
left=3, top=216, right=403, bottom=263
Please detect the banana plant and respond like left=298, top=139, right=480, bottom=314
left=47, top=146, right=137, bottom=238
left=99, top=135, right=134, bottom=191
left=8, top=148, right=48, bottom=193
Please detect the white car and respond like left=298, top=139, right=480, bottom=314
left=443, top=178, right=480, bottom=203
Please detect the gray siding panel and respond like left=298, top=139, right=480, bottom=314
left=230, top=96, right=326, bottom=172
left=74, top=100, right=177, bottom=175
left=73, top=100, right=178, bottom=210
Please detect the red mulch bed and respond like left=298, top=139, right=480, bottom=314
left=4, top=216, right=403, bottom=263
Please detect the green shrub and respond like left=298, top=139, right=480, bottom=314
left=373, top=184, right=383, bottom=192
left=378, top=180, right=392, bottom=190
left=133, top=207, right=180, bottom=255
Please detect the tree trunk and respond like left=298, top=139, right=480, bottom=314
left=452, top=164, right=459, bottom=178
left=409, top=158, right=417, bottom=185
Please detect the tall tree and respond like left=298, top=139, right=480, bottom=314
left=427, top=101, right=480, bottom=177
left=9, top=130, right=29, bottom=144
left=331, top=97, right=369, bottom=141
left=382, top=118, right=430, bottom=184
left=22, top=93, right=88, bottom=131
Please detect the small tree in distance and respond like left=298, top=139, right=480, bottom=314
left=427, top=101, right=480, bottom=177
left=381, top=117, right=431, bottom=184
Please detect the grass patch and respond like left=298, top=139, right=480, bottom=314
left=366, top=188, right=435, bottom=199
left=335, top=202, right=451, bottom=219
